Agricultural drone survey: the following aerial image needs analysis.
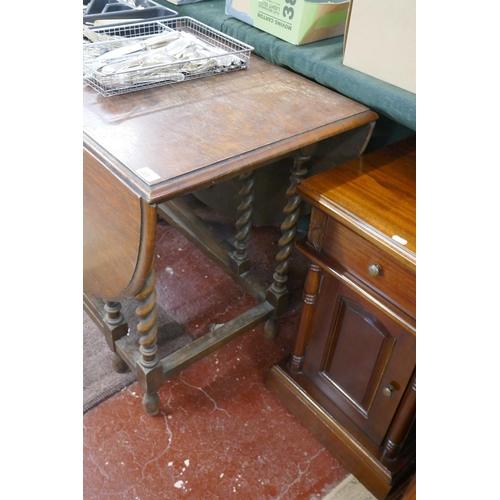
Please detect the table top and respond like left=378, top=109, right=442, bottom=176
left=83, top=55, right=377, bottom=204
left=297, top=136, right=416, bottom=266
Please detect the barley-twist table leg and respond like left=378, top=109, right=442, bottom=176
left=135, top=265, right=163, bottom=415
left=265, top=145, right=316, bottom=339
left=230, top=170, right=255, bottom=275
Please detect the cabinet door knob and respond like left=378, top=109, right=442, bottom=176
left=382, top=385, right=394, bottom=397
left=368, top=263, right=381, bottom=276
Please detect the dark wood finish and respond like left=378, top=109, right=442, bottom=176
left=289, top=261, right=322, bottom=373
left=83, top=55, right=378, bottom=414
left=266, top=137, right=416, bottom=499
left=315, top=218, right=415, bottom=317
left=266, top=364, right=415, bottom=500
left=300, top=253, right=416, bottom=446
left=83, top=148, right=157, bottom=301
left=265, top=144, right=317, bottom=339
left=299, top=137, right=415, bottom=265
left=401, top=474, right=416, bottom=500
left=382, top=372, right=416, bottom=460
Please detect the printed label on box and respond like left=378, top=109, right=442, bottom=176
left=253, top=0, right=305, bottom=41
left=227, top=0, right=348, bottom=45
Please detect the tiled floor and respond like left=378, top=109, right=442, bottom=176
left=83, top=196, right=351, bottom=499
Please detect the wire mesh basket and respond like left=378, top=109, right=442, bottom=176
left=83, top=17, right=254, bottom=97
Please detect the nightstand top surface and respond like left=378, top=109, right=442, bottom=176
left=298, top=136, right=416, bottom=259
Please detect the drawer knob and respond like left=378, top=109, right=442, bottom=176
left=382, top=385, right=394, bottom=398
left=368, top=263, right=381, bottom=276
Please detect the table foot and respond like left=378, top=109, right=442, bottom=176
left=142, top=392, right=161, bottom=416
left=264, top=318, right=279, bottom=340
left=112, top=352, right=129, bottom=373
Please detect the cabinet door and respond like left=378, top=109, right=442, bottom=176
left=302, top=267, right=415, bottom=446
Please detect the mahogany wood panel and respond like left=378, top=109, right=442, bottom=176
left=296, top=242, right=416, bottom=334
left=302, top=267, right=416, bottom=446
left=83, top=147, right=157, bottom=300
left=83, top=55, right=377, bottom=203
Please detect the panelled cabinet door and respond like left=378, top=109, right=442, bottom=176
left=302, top=268, right=416, bottom=446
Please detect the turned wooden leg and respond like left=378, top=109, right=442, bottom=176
left=382, top=372, right=416, bottom=460
left=229, top=170, right=255, bottom=275
left=103, top=300, right=129, bottom=373
left=265, top=145, right=316, bottom=339
left=290, top=263, right=322, bottom=373
left=135, top=265, right=163, bottom=416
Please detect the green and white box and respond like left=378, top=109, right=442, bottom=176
left=225, top=0, right=349, bottom=45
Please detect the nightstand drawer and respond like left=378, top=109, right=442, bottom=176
left=317, top=215, right=415, bottom=318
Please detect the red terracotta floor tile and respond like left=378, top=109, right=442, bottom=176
left=83, top=201, right=350, bottom=499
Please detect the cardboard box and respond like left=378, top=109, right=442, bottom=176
left=225, top=0, right=349, bottom=46
left=343, top=0, right=416, bottom=93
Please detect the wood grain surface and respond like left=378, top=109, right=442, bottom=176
left=83, top=55, right=377, bottom=203
left=83, top=147, right=157, bottom=300
left=298, top=136, right=416, bottom=267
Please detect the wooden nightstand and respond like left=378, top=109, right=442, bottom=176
left=266, top=136, right=416, bottom=500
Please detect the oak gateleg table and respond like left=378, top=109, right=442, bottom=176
left=83, top=55, right=378, bottom=415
